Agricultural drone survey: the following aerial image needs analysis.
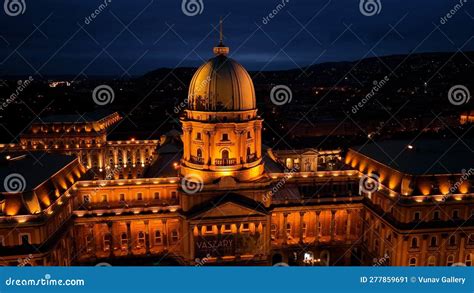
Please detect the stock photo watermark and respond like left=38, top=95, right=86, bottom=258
left=270, top=84, right=293, bottom=106
left=3, top=173, right=26, bottom=193
left=181, top=0, right=204, bottom=17
left=351, top=76, right=389, bottom=114
left=92, top=85, right=115, bottom=106
left=359, top=0, right=382, bottom=17
left=448, top=85, right=470, bottom=106
left=0, top=76, right=33, bottom=111
left=3, top=0, right=26, bottom=17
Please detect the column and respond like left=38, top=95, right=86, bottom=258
left=314, top=210, right=321, bottom=245
left=235, top=223, right=241, bottom=259
left=126, top=221, right=132, bottom=255
left=330, top=209, right=337, bottom=242
left=420, top=235, right=428, bottom=265
left=346, top=209, right=352, bottom=243
left=107, top=222, right=114, bottom=258
left=144, top=220, right=150, bottom=255
left=283, top=213, right=289, bottom=245
left=89, top=224, right=96, bottom=255
left=162, top=219, right=169, bottom=250
left=299, top=212, right=305, bottom=244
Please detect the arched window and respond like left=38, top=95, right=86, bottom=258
left=427, top=256, right=436, bottom=266
left=409, top=257, right=417, bottom=266
left=120, top=232, right=128, bottom=248
left=103, top=234, right=112, bottom=251
left=138, top=231, right=145, bottom=246
left=449, top=235, right=457, bottom=246
left=466, top=254, right=473, bottom=266
left=447, top=255, right=455, bottom=266
left=411, top=237, right=418, bottom=248
left=222, top=150, right=229, bottom=160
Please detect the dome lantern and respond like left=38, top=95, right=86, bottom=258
left=213, top=17, right=229, bottom=56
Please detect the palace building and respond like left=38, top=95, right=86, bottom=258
left=0, top=29, right=473, bottom=267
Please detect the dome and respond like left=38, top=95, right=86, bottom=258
left=187, top=50, right=256, bottom=112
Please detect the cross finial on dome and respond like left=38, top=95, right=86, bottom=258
left=213, top=17, right=229, bottom=56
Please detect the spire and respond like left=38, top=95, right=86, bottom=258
left=213, top=17, right=229, bottom=56
left=219, top=17, right=223, bottom=45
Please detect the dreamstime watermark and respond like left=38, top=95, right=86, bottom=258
left=273, top=262, right=289, bottom=266
left=372, top=253, right=390, bottom=266
left=440, top=0, right=468, bottom=25
left=262, top=0, right=290, bottom=25
left=5, top=274, right=85, bottom=287
left=194, top=253, right=211, bottom=266
left=181, top=174, right=204, bottom=194
left=4, top=0, right=26, bottom=16
left=95, top=262, right=112, bottom=266
left=92, top=85, right=115, bottom=106
left=351, top=76, right=389, bottom=114
left=448, top=85, right=470, bottom=106
left=3, top=173, right=26, bottom=193
left=174, top=76, right=211, bottom=114
left=265, top=166, right=299, bottom=202
left=84, top=0, right=112, bottom=25
left=181, top=0, right=204, bottom=16
left=359, top=173, right=379, bottom=194
left=17, top=254, right=33, bottom=267
left=270, top=85, right=292, bottom=106
left=359, top=0, right=382, bottom=16
left=0, top=76, right=33, bottom=111
left=441, top=168, right=474, bottom=201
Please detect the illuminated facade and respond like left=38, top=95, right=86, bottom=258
left=0, top=36, right=473, bottom=267
left=0, top=111, right=159, bottom=179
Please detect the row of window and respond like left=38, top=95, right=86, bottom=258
left=195, top=132, right=252, bottom=141
left=83, top=191, right=178, bottom=203
left=88, top=230, right=179, bottom=251
left=408, top=253, right=473, bottom=266
left=413, top=209, right=474, bottom=222
left=0, top=234, right=31, bottom=246
left=409, top=234, right=474, bottom=249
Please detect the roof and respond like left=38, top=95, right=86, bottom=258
left=0, top=153, right=76, bottom=192
left=144, top=135, right=182, bottom=178
left=188, top=54, right=256, bottom=111
left=38, top=110, right=116, bottom=123
left=352, top=139, right=474, bottom=175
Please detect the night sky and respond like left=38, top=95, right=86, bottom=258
left=0, top=0, right=473, bottom=76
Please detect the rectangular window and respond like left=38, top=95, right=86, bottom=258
left=83, top=194, right=91, bottom=204
left=222, top=133, right=229, bottom=141
left=19, top=234, right=30, bottom=246
left=242, top=223, right=250, bottom=231
left=271, top=224, right=277, bottom=236
left=154, top=231, right=162, bottom=245
left=205, top=225, right=213, bottom=234
left=171, top=191, right=177, bottom=200
left=102, top=194, right=108, bottom=203
left=119, top=194, right=125, bottom=202
left=137, top=192, right=143, bottom=201
left=171, top=230, right=179, bottom=243
left=154, top=192, right=160, bottom=200
left=196, top=132, right=202, bottom=140
left=413, top=211, right=421, bottom=221
left=223, top=224, right=232, bottom=233
left=452, top=210, right=459, bottom=219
